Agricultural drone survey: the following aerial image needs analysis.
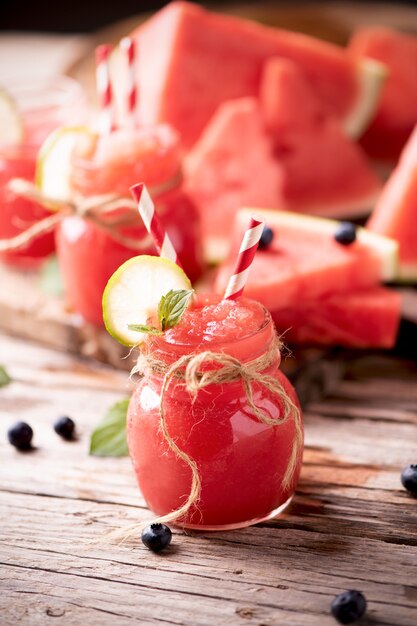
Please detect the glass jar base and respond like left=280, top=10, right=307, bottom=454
left=176, top=494, right=294, bottom=532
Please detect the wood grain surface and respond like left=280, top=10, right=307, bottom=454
left=1, top=332, right=416, bottom=626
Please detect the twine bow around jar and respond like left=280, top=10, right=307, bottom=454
left=0, top=172, right=182, bottom=253
left=109, top=335, right=303, bottom=543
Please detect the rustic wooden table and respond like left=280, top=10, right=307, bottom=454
left=1, top=331, right=416, bottom=626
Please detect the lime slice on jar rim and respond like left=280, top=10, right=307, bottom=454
left=103, top=255, right=192, bottom=346
left=35, top=125, right=96, bottom=205
left=0, top=87, right=24, bottom=145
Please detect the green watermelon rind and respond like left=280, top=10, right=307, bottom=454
left=236, top=207, right=399, bottom=282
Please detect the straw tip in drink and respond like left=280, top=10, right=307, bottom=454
left=95, top=43, right=113, bottom=62
left=120, top=36, right=134, bottom=50
left=250, top=214, right=265, bottom=227
left=130, top=183, right=145, bottom=203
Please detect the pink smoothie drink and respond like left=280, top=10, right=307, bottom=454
left=127, top=295, right=303, bottom=530
left=57, top=125, right=203, bottom=326
left=0, top=77, right=85, bottom=267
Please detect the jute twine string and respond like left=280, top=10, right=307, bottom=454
left=108, top=335, right=303, bottom=543
left=0, top=172, right=182, bottom=252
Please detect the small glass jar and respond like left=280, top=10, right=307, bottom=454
left=127, top=299, right=304, bottom=530
left=0, top=76, right=86, bottom=268
left=56, top=126, right=204, bottom=326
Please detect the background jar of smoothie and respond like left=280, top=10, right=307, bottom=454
left=0, top=76, right=86, bottom=267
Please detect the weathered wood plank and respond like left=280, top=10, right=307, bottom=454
left=1, top=323, right=416, bottom=626
left=1, top=492, right=416, bottom=626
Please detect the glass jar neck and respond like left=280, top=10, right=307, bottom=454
left=145, top=313, right=279, bottom=368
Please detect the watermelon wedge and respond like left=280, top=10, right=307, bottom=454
left=272, top=288, right=401, bottom=349
left=349, top=27, right=417, bottom=161
left=184, top=98, right=282, bottom=262
left=133, top=1, right=384, bottom=147
left=185, top=94, right=381, bottom=262
left=260, top=57, right=330, bottom=133
left=367, top=125, right=417, bottom=281
left=214, top=208, right=400, bottom=348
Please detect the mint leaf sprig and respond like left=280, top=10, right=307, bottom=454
left=128, top=289, right=194, bottom=336
left=89, top=399, right=130, bottom=457
left=0, top=365, right=11, bottom=387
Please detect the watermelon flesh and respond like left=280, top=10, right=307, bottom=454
left=259, top=57, right=331, bottom=133
left=133, top=1, right=381, bottom=147
left=367, top=124, right=417, bottom=280
left=349, top=27, right=417, bottom=161
left=214, top=208, right=400, bottom=348
left=185, top=86, right=381, bottom=261
left=258, top=58, right=381, bottom=217
left=184, top=98, right=282, bottom=262
left=272, top=288, right=401, bottom=349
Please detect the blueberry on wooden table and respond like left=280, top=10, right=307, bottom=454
left=258, top=225, right=274, bottom=249
left=331, top=590, right=367, bottom=624
left=141, top=523, right=172, bottom=552
left=54, top=416, right=75, bottom=440
left=7, top=422, right=33, bottom=451
left=401, top=464, right=417, bottom=496
left=334, top=222, right=357, bottom=245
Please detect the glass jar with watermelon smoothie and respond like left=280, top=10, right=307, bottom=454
left=56, top=125, right=204, bottom=327
left=0, top=77, right=86, bottom=268
left=127, top=294, right=304, bottom=530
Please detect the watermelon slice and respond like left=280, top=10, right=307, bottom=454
left=133, top=1, right=384, bottom=147
left=349, top=27, right=417, bottom=161
left=214, top=208, right=400, bottom=348
left=272, top=288, right=401, bottom=349
left=185, top=94, right=381, bottom=262
left=184, top=98, right=282, bottom=262
left=215, top=208, right=397, bottom=307
left=260, top=57, right=330, bottom=134
left=367, top=125, right=417, bottom=281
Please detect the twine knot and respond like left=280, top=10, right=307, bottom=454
left=0, top=171, right=182, bottom=253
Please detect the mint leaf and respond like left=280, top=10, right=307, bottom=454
left=39, top=255, right=64, bottom=297
left=0, top=365, right=11, bottom=387
left=89, top=399, right=130, bottom=457
left=158, top=289, right=194, bottom=331
left=127, top=324, right=163, bottom=335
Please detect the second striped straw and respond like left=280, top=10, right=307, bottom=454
left=130, top=183, right=182, bottom=267
left=223, top=216, right=265, bottom=300
left=95, top=44, right=116, bottom=135
left=120, top=37, right=138, bottom=128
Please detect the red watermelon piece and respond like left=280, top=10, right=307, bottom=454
left=214, top=208, right=400, bottom=348
left=260, top=57, right=330, bottom=133
left=349, top=27, right=417, bottom=161
left=272, top=288, right=401, bottom=349
left=184, top=98, right=282, bottom=262
left=367, top=124, right=417, bottom=281
left=185, top=92, right=381, bottom=262
left=133, top=2, right=384, bottom=147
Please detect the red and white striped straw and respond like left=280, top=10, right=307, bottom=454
left=130, top=183, right=182, bottom=267
left=95, top=44, right=116, bottom=135
left=120, top=37, right=137, bottom=128
left=224, top=216, right=265, bottom=300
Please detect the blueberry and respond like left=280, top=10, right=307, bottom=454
left=258, top=225, right=274, bottom=250
left=401, top=464, right=417, bottom=496
left=334, top=222, right=357, bottom=245
left=141, top=523, right=172, bottom=552
left=54, top=416, right=75, bottom=440
left=7, top=422, right=33, bottom=451
left=331, top=590, right=367, bottom=624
